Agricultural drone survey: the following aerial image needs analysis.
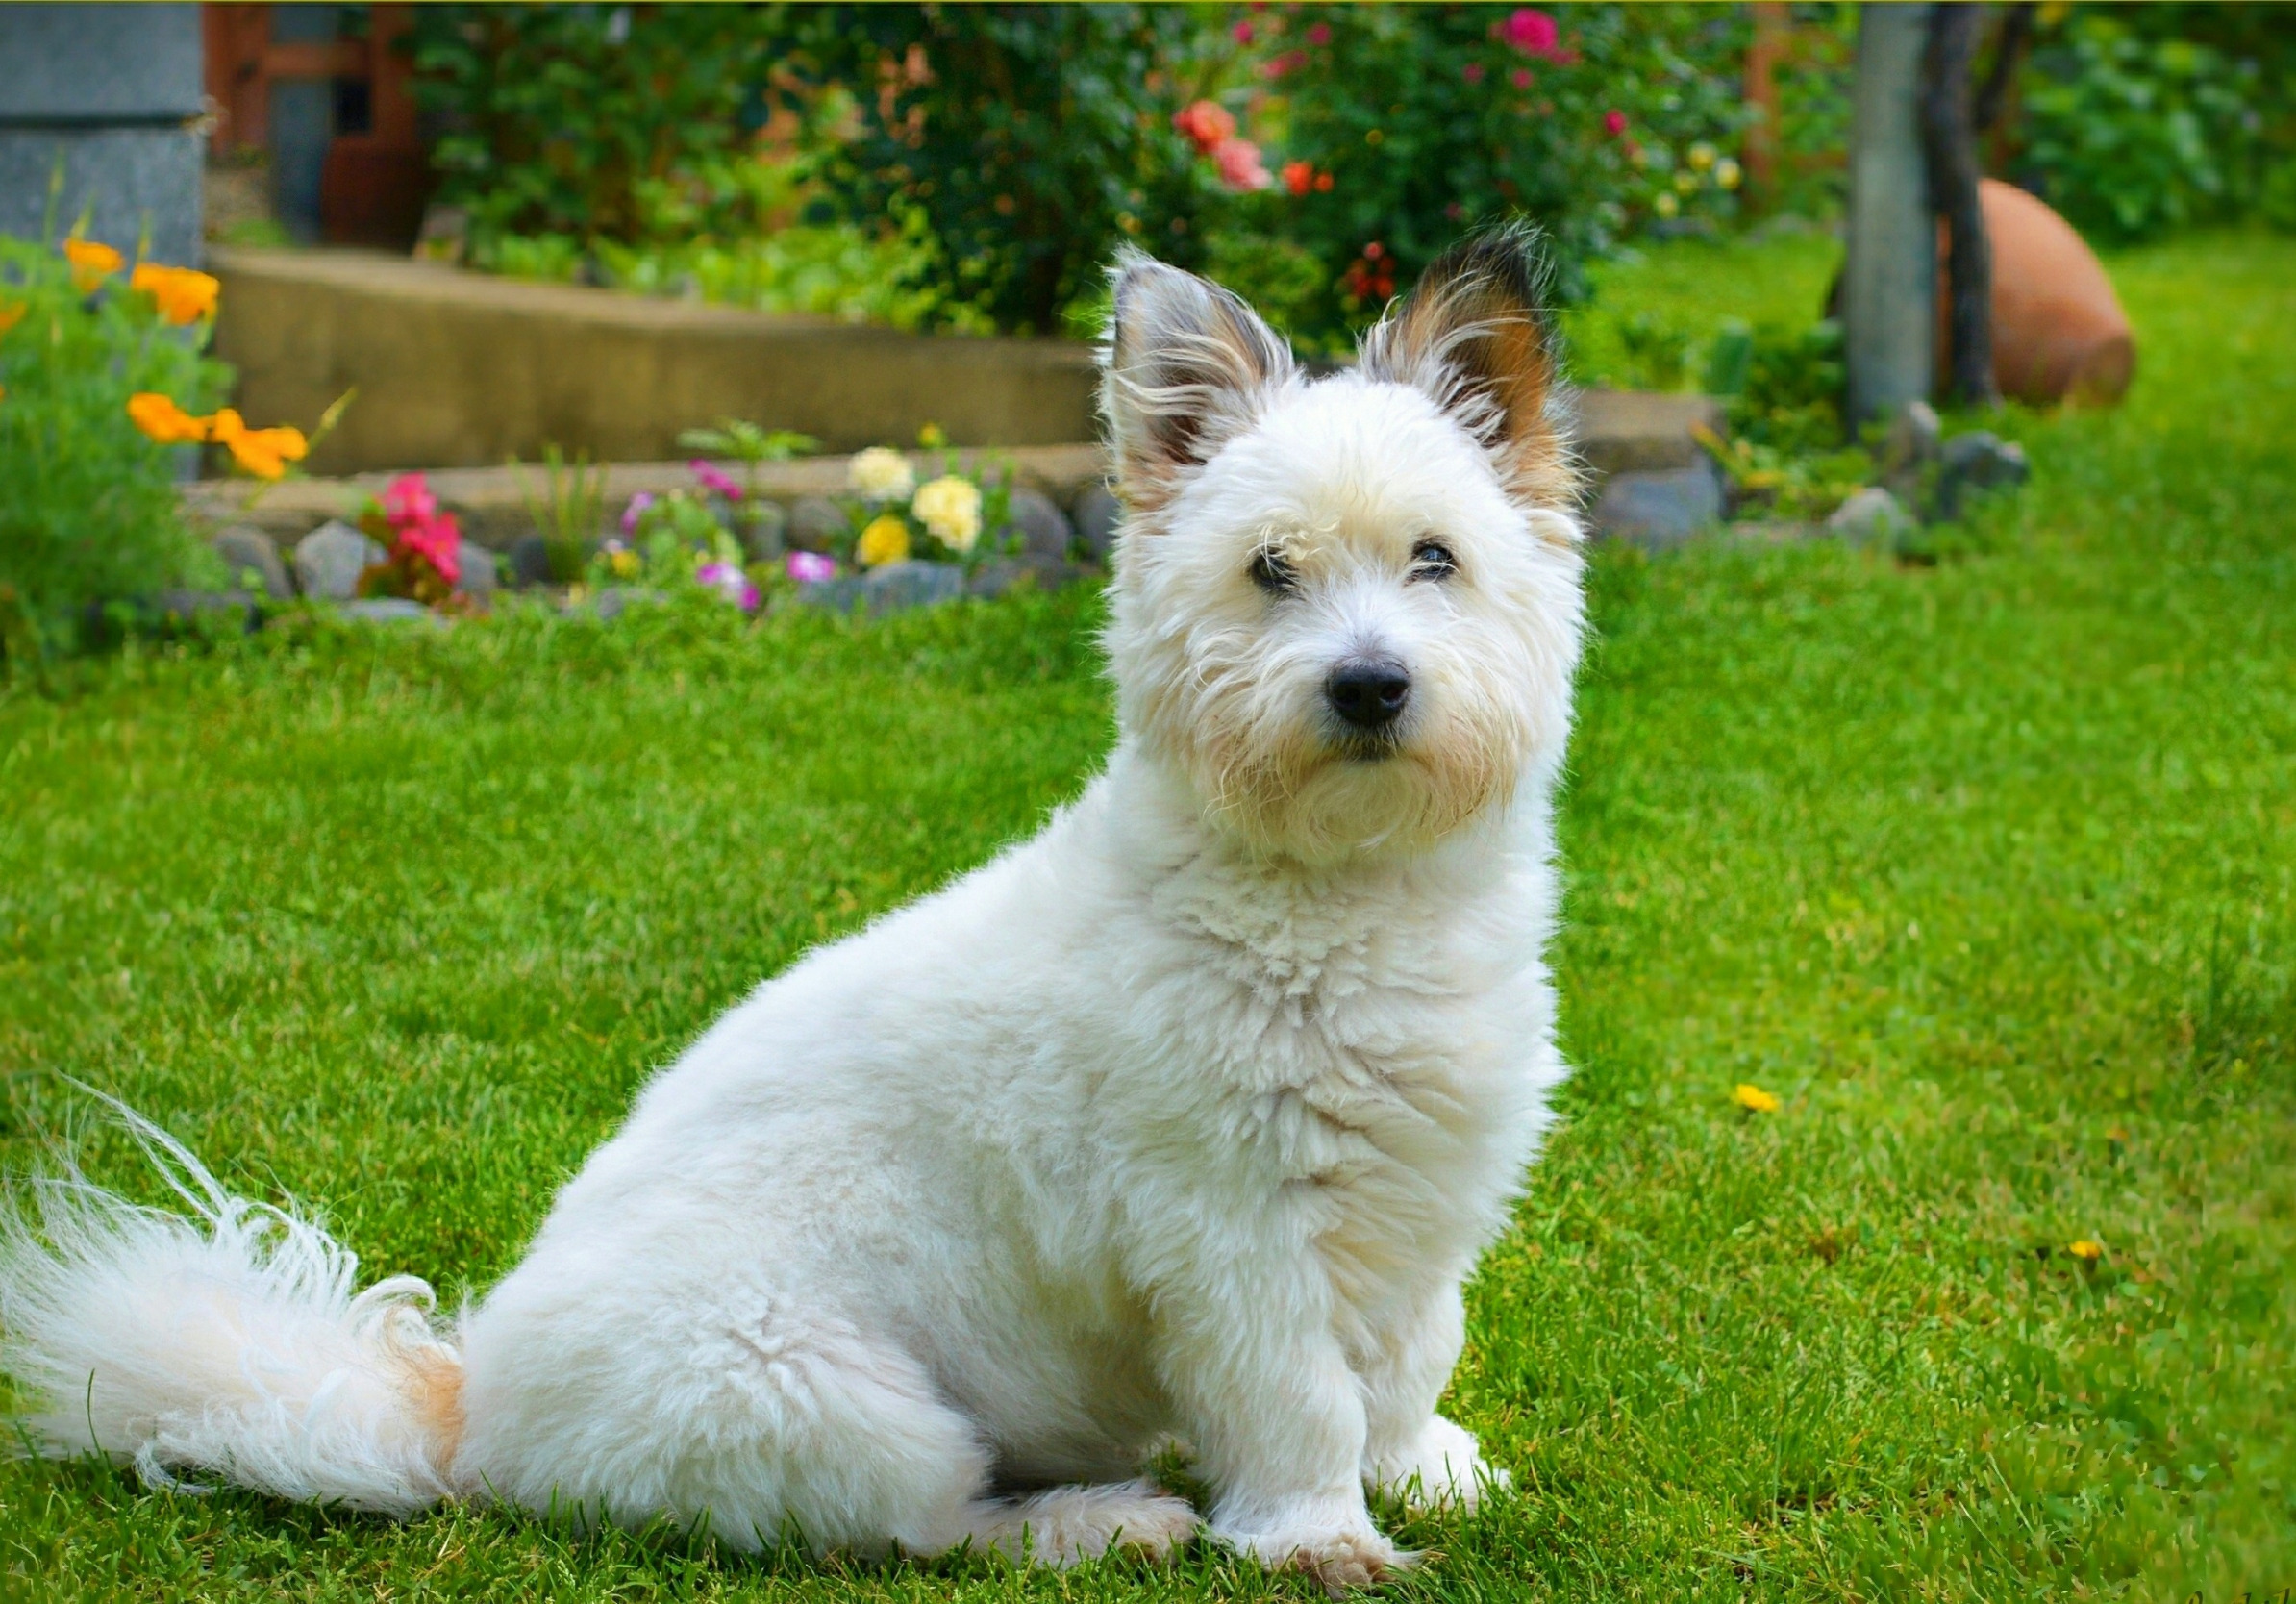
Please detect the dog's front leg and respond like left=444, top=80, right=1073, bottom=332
left=1357, top=1277, right=1508, bottom=1513
left=1154, top=1250, right=1417, bottom=1591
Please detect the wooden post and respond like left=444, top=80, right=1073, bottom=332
left=1742, top=3, right=1789, bottom=213
left=1843, top=2, right=1935, bottom=426
left=1922, top=6, right=1997, bottom=407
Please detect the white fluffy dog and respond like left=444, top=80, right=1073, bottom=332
left=0, top=227, right=1585, bottom=1591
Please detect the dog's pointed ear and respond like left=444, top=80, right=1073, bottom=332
left=1360, top=225, right=1574, bottom=506
left=1100, top=248, right=1295, bottom=513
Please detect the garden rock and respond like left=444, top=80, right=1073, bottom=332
left=968, top=554, right=1074, bottom=600
left=865, top=561, right=968, bottom=614
left=1071, top=483, right=1121, bottom=563
left=292, top=520, right=387, bottom=601
left=1593, top=464, right=1723, bottom=549
left=1935, top=432, right=2030, bottom=519
left=1826, top=487, right=1916, bottom=546
left=1003, top=487, right=1073, bottom=562
left=338, top=598, right=431, bottom=624
left=1879, top=399, right=1941, bottom=503
left=507, top=534, right=553, bottom=589
left=738, top=500, right=789, bottom=563
left=457, top=542, right=499, bottom=600
left=209, top=526, right=291, bottom=600
left=788, top=496, right=846, bottom=553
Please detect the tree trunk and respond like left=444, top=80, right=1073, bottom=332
left=1923, top=5, right=1999, bottom=407
left=1844, top=3, right=1935, bottom=426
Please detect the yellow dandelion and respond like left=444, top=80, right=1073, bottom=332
left=1732, top=1083, right=1781, bottom=1113
left=2067, top=1239, right=2103, bottom=1263
left=916, top=421, right=948, bottom=449
left=857, top=514, right=911, bottom=568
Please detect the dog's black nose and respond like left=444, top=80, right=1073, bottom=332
left=1325, top=661, right=1411, bottom=731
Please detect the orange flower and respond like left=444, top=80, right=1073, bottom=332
left=209, top=408, right=308, bottom=479
left=64, top=238, right=125, bottom=290
left=127, top=391, right=212, bottom=444
left=130, top=263, right=220, bottom=325
left=0, top=302, right=23, bottom=338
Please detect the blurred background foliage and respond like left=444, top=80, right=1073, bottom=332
left=400, top=2, right=2296, bottom=348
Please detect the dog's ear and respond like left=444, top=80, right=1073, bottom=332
left=1100, top=249, right=1295, bottom=513
left=1360, top=224, right=1574, bottom=506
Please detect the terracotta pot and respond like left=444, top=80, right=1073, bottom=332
left=1940, top=179, right=2134, bottom=406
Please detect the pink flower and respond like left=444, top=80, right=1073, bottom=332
left=398, top=512, right=462, bottom=588
left=696, top=560, right=760, bottom=612
left=1511, top=66, right=1533, bottom=89
left=1172, top=100, right=1236, bottom=155
left=1462, top=62, right=1486, bottom=84
left=1501, top=8, right=1560, bottom=57
left=1213, top=137, right=1274, bottom=192
left=689, top=459, right=742, bottom=500
left=620, top=491, right=655, bottom=534
left=1233, top=18, right=1254, bottom=43
left=1307, top=20, right=1332, bottom=44
left=786, top=550, right=837, bottom=584
left=381, top=472, right=437, bottom=529
left=1605, top=108, right=1629, bottom=137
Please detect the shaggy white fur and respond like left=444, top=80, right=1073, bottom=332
left=0, top=228, right=1585, bottom=1592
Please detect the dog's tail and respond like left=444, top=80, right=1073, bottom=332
left=0, top=1098, right=463, bottom=1516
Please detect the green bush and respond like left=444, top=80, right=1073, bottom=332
left=1209, top=4, right=1751, bottom=349
left=2015, top=5, right=2296, bottom=245
left=0, top=234, right=231, bottom=659
left=786, top=4, right=1223, bottom=336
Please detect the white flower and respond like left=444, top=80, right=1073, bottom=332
left=848, top=446, right=915, bottom=503
left=911, top=475, right=984, bottom=553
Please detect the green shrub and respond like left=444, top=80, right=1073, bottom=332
left=0, top=233, right=231, bottom=658
left=2015, top=5, right=2296, bottom=244
left=1209, top=4, right=1751, bottom=349
left=786, top=4, right=1224, bottom=336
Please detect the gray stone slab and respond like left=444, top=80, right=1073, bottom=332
left=338, top=598, right=433, bottom=625
left=1826, top=486, right=1916, bottom=545
left=1002, top=486, right=1074, bottom=561
left=210, top=526, right=291, bottom=600
left=0, top=6, right=204, bottom=120
left=292, top=519, right=387, bottom=601
left=0, top=126, right=202, bottom=267
left=1592, top=464, right=1723, bottom=549
left=1071, top=482, right=1121, bottom=562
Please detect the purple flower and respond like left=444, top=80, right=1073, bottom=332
left=696, top=560, right=761, bottom=612
left=620, top=491, right=656, bottom=535
left=689, top=459, right=742, bottom=500
left=785, top=550, right=837, bottom=584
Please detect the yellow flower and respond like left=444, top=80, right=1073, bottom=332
left=916, top=421, right=948, bottom=449
left=64, top=237, right=124, bottom=290
left=0, top=302, right=23, bottom=338
left=130, top=263, right=220, bottom=325
left=847, top=446, right=915, bottom=502
left=2067, top=1239, right=2103, bottom=1262
left=1652, top=190, right=1681, bottom=220
left=1715, top=157, right=1742, bottom=191
left=1673, top=170, right=1699, bottom=196
left=1732, top=1083, right=1781, bottom=1113
left=911, top=475, right=983, bottom=554
left=208, top=408, right=308, bottom=480
left=1687, top=141, right=1717, bottom=172
left=609, top=546, right=641, bottom=579
left=127, top=391, right=212, bottom=444
left=857, top=514, right=911, bottom=568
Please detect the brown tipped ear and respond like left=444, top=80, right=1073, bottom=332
left=1099, top=248, right=1295, bottom=513
left=1360, top=225, right=1575, bottom=507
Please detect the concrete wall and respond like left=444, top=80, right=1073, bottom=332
left=211, top=247, right=1103, bottom=474
left=0, top=4, right=203, bottom=263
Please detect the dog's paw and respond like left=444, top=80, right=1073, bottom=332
left=1216, top=1509, right=1422, bottom=1595
left=1368, top=1414, right=1509, bottom=1514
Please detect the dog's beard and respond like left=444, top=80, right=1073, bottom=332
left=1154, top=674, right=1525, bottom=863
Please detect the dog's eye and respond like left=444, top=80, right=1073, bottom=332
left=1410, top=540, right=1458, bottom=581
left=1249, top=548, right=1296, bottom=593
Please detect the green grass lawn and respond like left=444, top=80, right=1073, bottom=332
left=0, top=233, right=2289, bottom=1602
